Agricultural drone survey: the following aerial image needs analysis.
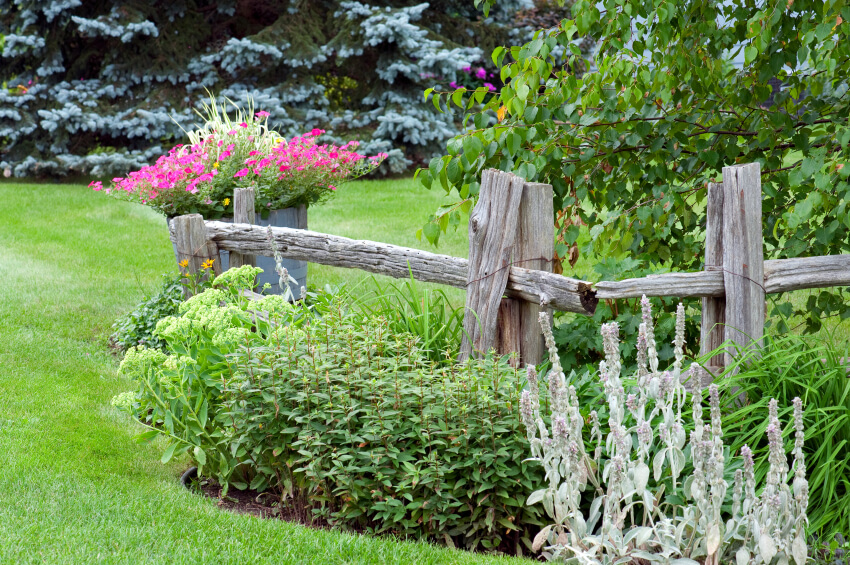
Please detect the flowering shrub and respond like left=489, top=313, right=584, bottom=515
left=92, top=96, right=386, bottom=218
left=521, top=297, right=809, bottom=564
left=115, top=268, right=557, bottom=553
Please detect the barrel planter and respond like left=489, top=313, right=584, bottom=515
left=168, top=204, right=308, bottom=297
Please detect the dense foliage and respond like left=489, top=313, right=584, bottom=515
left=718, top=332, right=850, bottom=538
left=1, top=0, right=573, bottom=178
left=110, top=272, right=183, bottom=352
left=422, top=0, right=850, bottom=329
left=116, top=266, right=573, bottom=553
left=523, top=299, right=810, bottom=564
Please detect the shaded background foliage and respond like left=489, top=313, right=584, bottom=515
left=0, top=0, right=574, bottom=178
left=421, top=0, right=850, bottom=331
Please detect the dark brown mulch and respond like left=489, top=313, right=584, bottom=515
left=194, top=475, right=335, bottom=531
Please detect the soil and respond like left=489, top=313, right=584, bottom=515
left=192, top=474, right=335, bottom=531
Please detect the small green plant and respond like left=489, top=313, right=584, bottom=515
left=717, top=332, right=850, bottom=538
left=521, top=297, right=809, bottom=564
left=111, top=272, right=184, bottom=352
left=346, top=272, right=464, bottom=364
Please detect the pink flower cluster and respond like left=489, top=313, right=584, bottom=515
left=91, top=143, right=215, bottom=205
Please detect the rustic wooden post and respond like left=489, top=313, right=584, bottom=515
left=229, top=187, right=256, bottom=269
left=721, top=163, right=765, bottom=367
left=172, top=213, right=221, bottom=298
left=459, top=169, right=524, bottom=361
left=496, top=182, right=554, bottom=366
left=699, top=182, right=726, bottom=380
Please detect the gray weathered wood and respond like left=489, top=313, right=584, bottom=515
left=722, top=163, right=764, bottom=366
left=171, top=213, right=222, bottom=297
left=511, top=182, right=555, bottom=366
left=700, top=182, right=726, bottom=367
left=229, top=187, right=257, bottom=269
left=593, top=271, right=725, bottom=299
left=460, top=169, right=525, bottom=360
left=764, top=254, right=850, bottom=293
left=496, top=298, right=521, bottom=367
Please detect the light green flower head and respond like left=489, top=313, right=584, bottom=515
left=179, top=288, right=227, bottom=315
left=118, top=346, right=167, bottom=380
left=213, top=265, right=264, bottom=293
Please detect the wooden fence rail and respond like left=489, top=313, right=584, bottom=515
left=170, top=163, right=850, bottom=376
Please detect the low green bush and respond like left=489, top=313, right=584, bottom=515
left=717, top=332, right=850, bottom=539
left=111, top=272, right=183, bottom=352
left=119, top=266, right=590, bottom=554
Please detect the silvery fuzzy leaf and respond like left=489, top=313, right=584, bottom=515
left=736, top=547, right=751, bottom=565
left=586, top=496, right=603, bottom=533
left=777, top=555, right=789, bottom=565
left=671, top=448, right=686, bottom=480
left=670, top=559, right=701, bottom=565
left=625, top=526, right=654, bottom=548
left=571, top=511, right=587, bottom=539
left=634, top=461, right=650, bottom=494
left=527, top=488, right=548, bottom=506
left=654, top=448, right=667, bottom=482
left=556, top=531, right=569, bottom=547
left=643, top=489, right=655, bottom=513
left=630, top=549, right=659, bottom=562
left=532, top=525, right=553, bottom=552
left=760, top=533, right=777, bottom=564
left=791, top=533, right=807, bottom=565
left=706, top=523, right=721, bottom=556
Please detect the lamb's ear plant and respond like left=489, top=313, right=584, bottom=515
left=521, top=296, right=810, bottom=564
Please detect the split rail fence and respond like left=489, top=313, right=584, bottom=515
left=170, top=163, right=850, bottom=381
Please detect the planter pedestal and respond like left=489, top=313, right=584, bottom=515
left=168, top=205, right=308, bottom=297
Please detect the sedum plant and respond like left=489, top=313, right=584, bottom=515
left=520, top=297, right=809, bottom=564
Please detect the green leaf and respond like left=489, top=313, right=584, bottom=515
left=745, top=45, right=758, bottom=64
left=161, top=442, right=178, bottom=464
left=194, top=446, right=207, bottom=466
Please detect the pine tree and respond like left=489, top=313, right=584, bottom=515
left=0, top=0, right=562, bottom=178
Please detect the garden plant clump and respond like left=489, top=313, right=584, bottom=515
left=90, top=96, right=386, bottom=218
left=521, top=297, right=810, bottom=564
left=116, top=265, right=555, bottom=553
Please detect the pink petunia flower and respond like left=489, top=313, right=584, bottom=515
left=476, top=67, right=487, bottom=80
left=239, top=122, right=248, bottom=128
left=484, top=82, right=496, bottom=92
left=255, top=111, right=270, bottom=118
left=233, top=168, right=250, bottom=177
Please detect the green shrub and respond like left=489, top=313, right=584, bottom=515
left=111, top=272, right=183, bottom=352
left=717, top=332, right=850, bottom=538
left=117, top=267, right=576, bottom=553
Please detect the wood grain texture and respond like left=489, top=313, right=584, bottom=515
left=721, top=163, right=764, bottom=366
left=593, top=271, right=726, bottom=299
left=512, top=181, right=555, bottom=366
left=460, top=169, right=525, bottom=360
left=229, top=187, right=257, bottom=269
left=764, top=254, right=850, bottom=293
left=496, top=298, right=521, bottom=367
left=171, top=213, right=222, bottom=297
left=700, top=182, right=726, bottom=367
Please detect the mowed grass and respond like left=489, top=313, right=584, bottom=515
left=0, top=181, right=524, bottom=565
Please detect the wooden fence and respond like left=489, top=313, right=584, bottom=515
left=170, top=162, right=850, bottom=378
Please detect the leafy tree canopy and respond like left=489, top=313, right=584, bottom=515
left=421, top=0, right=850, bottom=330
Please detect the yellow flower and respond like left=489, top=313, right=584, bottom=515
left=275, top=138, right=283, bottom=144
left=179, top=259, right=189, bottom=269
left=223, top=198, right=230, bottom=206
left=201, top=259, right=215, bottom=270
left=213, top=162, right=219, bottom=168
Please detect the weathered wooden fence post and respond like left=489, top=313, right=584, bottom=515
left=699, top=182, right=726, bottom=379
left=497, top=182, right=554, bottom=366
left=721, top=163, right=765, bottom=367
left=172, top=213, right=221, bottom=297
left=229, top=187, right=256, bottom=269
left=460, top=169, right=524, bottom=361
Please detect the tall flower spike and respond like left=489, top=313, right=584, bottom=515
left=673, top=302, right=686, bottom=371
left=636, top=323, right=648, bottom=379
left=640, top=295, right=659, bottom=373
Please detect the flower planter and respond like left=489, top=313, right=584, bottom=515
left=168, top=205, right=308, bottom=297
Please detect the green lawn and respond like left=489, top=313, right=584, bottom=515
left=0, top=181, right=524, bottom=565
